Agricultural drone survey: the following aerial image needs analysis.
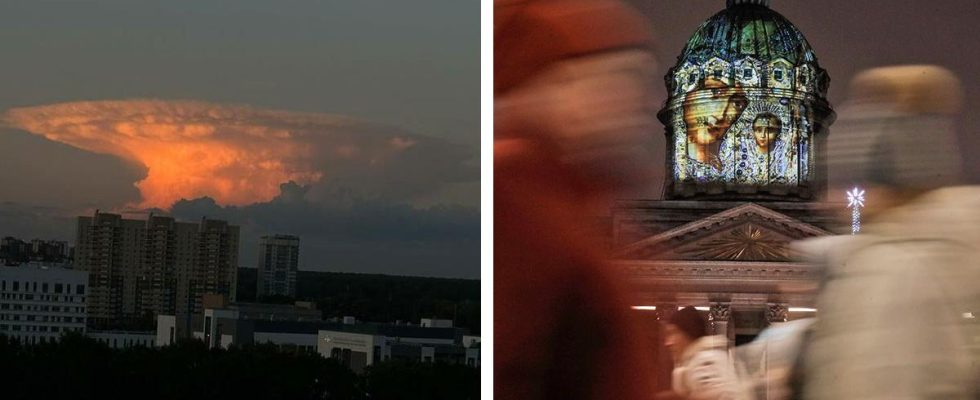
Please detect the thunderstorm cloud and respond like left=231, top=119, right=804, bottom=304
left=3, top=99, right=477, bottom=209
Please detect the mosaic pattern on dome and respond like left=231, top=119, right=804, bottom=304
left=670, top=81, right=815, bottom=185
left=666, top=4, right=829, bottom=97
left=661, top=3, right=831, bottom=193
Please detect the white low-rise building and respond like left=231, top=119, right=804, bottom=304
left=153, top=308, right=480, bottom=370
left=466, top=346, right=480, bottom=367
left=420, top=318, right=453, bottom=328
left=0, top=265, right=87, bottom=344
left=254, top=331, right=317, bottom=353
left=156, top=315, right=177, bottom=347
left=88, top=330, right=155, bottom=348
left=317, top=324, right=473, bottom=370
left=203, top=308, right=239, bottom=349
left=317, top=330, right=385, bottom=372
left=462, top=335, right=480, bottom=367
left=461, top=335, right=480, bottom=348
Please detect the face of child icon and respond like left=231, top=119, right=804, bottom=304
left=752, top=113, right=781, bottom=152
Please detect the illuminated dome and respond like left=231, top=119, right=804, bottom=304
left=668, top=1, right=828, bottom=97
left=659, top=0, right=834, bottom=200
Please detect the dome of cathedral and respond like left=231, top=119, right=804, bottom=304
left=659, top=1, right=834, bottom=201
left=665, top=1, right=829, bottom=98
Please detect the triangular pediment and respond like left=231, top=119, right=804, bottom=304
left=615, top=203, right=831, bottom=262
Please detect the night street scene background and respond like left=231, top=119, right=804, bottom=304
left=496, top=0, right=979, bottom=399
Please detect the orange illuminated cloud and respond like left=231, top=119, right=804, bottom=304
left=3, top=100, right=426, bottom=209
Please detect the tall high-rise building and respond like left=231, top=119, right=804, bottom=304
left=75, top=211, right=239, bottom=328
left=139, top=215, right=202, bottom=322
left=75, top=212, right=145, bottom=327
left=194, top=218, right=240, bottom=312
left=256, top=235, right=300, bottom=298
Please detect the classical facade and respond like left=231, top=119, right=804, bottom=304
left=613, top=0, right=839, bottom=345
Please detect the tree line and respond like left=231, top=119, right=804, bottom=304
left=237, top=268, right=481, bottom=333
left=0, top=333, right=479, bottom=400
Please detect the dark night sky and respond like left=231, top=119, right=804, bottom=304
left=627, top=0, right=980, bottom=198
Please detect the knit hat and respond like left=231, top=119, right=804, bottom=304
left=827, top=65, right=964, bottom=191
left=669, top=306, right=707, bottom=340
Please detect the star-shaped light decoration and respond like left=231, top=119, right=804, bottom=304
left=846, top=187, right=865, bottom=234
left=847, top=188, right=865, bottom=208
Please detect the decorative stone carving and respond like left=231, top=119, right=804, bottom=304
left=707, top=303, right=732, bottom=337
left=615, top=203, right=830, bottom=263
left=766, top=303, right=788, bottom=322
left=708, top=303, right=731, bottom=322
left=678, top=223, right=791, bottom=261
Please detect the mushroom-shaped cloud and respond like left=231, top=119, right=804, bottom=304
left=3, top=100, right=476, bottom=209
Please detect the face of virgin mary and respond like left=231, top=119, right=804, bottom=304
left=683, top=78, right=748, bottom=147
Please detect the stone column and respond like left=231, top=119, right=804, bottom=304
left=766, top=303, right=788, bottom=323
left=708, top=302, right=731, bottom=338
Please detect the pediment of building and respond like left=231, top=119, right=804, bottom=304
left=615, top=203, right=831, bottom=262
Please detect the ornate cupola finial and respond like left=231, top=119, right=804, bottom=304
left=727, top=0, right=770, bottom=7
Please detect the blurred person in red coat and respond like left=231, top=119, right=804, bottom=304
left=495, top=0, right=666, bottom=398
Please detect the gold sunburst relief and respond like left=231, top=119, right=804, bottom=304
left=678, top=223, right=790, bottom=261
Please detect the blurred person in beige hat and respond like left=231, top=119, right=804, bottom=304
left=795, top=65, right=980, bottom=400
